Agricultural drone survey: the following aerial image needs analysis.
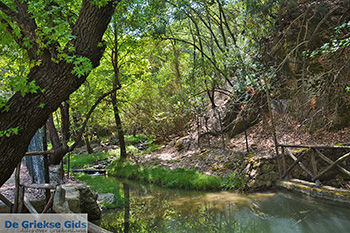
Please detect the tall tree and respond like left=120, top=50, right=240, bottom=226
left=0, top=0, right=118, bottom=186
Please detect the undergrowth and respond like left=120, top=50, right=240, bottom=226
left=64, top=153, right=113, bottom=169
left=107, top=160, right=246, bottom=191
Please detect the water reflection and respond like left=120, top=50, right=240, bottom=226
left=101, top=180, right=350, bottom=233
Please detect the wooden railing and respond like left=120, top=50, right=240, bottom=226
left=278, top=144, right=350, bottom=181
left=13, top=151, right=55, bottom=213
left=0, top=151, right=54, bottom=212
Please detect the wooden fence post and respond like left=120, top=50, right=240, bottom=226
left=263, top=76, right=281, bottom=176
left=13, top=162, right=21, bottom=213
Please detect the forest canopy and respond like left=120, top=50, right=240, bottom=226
left=0, top=0, right=349, bottom=186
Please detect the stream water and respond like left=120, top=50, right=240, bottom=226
left=100, top=179, right=350, bottom=233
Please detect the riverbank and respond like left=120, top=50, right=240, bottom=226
left=99, top=177, right=350, bottom=233
left=65, top=128, right=350, bottom=210
left=107, top=159, right=245, bottom=191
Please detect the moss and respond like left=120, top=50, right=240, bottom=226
left=293, top=148, right=310, bottom=154
left=292, top=183, right=350, bottom=198
left=74, top=173, right=124, bottom=209
left=246, top=154, right=257, bottom=163
left=253, top=161, right=260, bottom=168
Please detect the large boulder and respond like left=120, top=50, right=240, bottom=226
left=53, top=183, right=101, bottom=221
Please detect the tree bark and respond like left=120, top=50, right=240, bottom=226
left=85, top=135, right=94, bottom=154
left=111, top=93, right=127, bottom=159
left=111, top=25, right=127, bottom=159
left=60, top=102, right=71, bottom=145
left=47, top=114, right=62, bottom=150
left=0, top=1, right=117, bottom=187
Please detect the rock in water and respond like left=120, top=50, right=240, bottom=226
left=53, top=184, right=101, bottom=221
left=80, top=185, right=101, bottom=221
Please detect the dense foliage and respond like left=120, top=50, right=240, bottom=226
left=1, top=0, right=349, bottom=186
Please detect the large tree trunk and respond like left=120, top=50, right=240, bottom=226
left=0, top=1, right=117, bottom=187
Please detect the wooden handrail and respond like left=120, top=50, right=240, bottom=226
left=0, top=193, right=13, bottom=208
left=20, top=183, right=57, bottom=190
left=278, top=144, right=350, bottom=150
left=278, top=144, right=350, bottom=149
left=25, top=151, right=54, bottom=156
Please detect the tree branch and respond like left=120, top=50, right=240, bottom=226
left=0, top=2, right=20, bottom=22
left=68, top=88, right=118, bottom=152
left=161, top=36, right=233, bottom=87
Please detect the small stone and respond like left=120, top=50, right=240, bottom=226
left=98, top=193, right=115, bottom=205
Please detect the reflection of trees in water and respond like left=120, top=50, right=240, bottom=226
left=100, top=182, right=350, bottom=233
left=100, top=184, right=261, bottom=233
left=123, top=183, right=130, bottom=233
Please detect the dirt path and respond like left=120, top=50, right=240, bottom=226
left=133, top=118, right=350, bottom=177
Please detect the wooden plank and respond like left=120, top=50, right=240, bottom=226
left=277, top=179, right=350, bottom=204
left=311, top=154, right=318, bottom=176
left=282, top=149, right=308, bottom=178
left=88, top=221, right=112, bottom=233
left=13, top=162, right=21, bottom=213
left=313, top=152, right=350, bottom=181
left=281, top=147, right=286, bottom=176
left=23, top=197, right=38, bottom=214
left=21, top=183, right=57, bottom=190
left=24, top=151, right=54, bottom=156
left=314, top=149, right=350, bottom=178
left=285, top=149, right=314, bottom=178
left=278, top=144, right=350, bottom=150
left=18, top=186, right=24, bottom=213
left=0, top=192, right=13, bottom=208
left=42, top=191, right=55, bottom=213
left=67, top=153, right=70, bottom=179
left=43, top=125, right=51, bottom=204
left=263, top=76, right=280, bottom=176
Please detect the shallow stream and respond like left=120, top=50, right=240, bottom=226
left=100, top=179, right=350, bottom=233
